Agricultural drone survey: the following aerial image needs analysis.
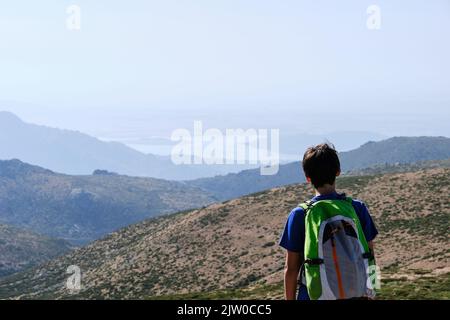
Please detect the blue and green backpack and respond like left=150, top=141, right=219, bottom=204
left=299, top=197, right=378, bottom=300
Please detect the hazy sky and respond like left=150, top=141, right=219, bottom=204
left=0, top=0, right=449, bottom=142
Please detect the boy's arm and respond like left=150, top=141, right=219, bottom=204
left=369, top=241, right=376, bottom=260
left=368, top=241, right=374, bottom=253
left=284, top=250, right=303, bottom=300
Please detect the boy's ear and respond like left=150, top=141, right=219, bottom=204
left=336, top=171, right=341, bottom=177
left=306, top=176, right=311, bottom=183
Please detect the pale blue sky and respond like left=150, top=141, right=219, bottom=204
left=0, top=0, right=449, bottom=141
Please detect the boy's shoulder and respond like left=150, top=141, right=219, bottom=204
left=287, top=206, right=307, bottom=218
left=349, top=198, right=369, bottom=211
left=284, top=206, right=307, bottom=226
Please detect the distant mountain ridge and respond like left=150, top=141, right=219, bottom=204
left=0, top=159, right=215, bottom=244
left=346, top=158, right=450, bottom=176
left=3, top=111, right=446, bottom=183
left=0, top=111, right=254, bottom=180
left=186, top=136, right=450, bottom=201
left=339, top=136, right=450, bottom=171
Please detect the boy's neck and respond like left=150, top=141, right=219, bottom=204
left=315, top=184, right=336, bottom=196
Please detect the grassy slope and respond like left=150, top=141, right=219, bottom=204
left=150, top=273, right=450, bottom=300
left=0, top=224, right=72, bottom=277
left=0, top=167, right=448, bottom=300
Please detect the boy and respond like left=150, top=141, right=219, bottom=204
left=279, top=143, right=378, bottom=300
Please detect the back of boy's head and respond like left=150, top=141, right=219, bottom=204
left=302, top=143, right=341, bottom=189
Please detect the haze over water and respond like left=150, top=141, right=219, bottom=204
left=1, top=0, right=449, bottom=156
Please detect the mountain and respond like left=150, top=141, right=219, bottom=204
left=0, top=224, right=72, bottom=277
left=1, top=165, right=448, bottom=299
left=339, top=136, right=450, bottom=171
left=186, top=136, right=450, bottom=201
left=346, top=158, right=450, bottom=176
left=0, top=159, right=215, bottom=244
left=0, top=111, right=253, bottom=180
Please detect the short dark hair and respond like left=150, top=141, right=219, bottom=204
left=302, top=143, right=341, bottom=188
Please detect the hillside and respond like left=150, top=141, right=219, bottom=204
left=347, top=158, right=450, bottom=176
left=0, top=159, right=215, bottom=244
left=0, top=111, right=252, bottom=180
left=186, top=136, right=450, bottom=201
left=186, top=162, right=301, bottom=201
left=0, top=167, right=448, bottom=299
left=0, top=224, right=72, bottom=277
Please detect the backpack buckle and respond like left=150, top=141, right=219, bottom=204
left=304, top=258, right=324, bottom=265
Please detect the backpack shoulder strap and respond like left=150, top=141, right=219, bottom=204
left=298, top=200, right=315, bottom=212
left=344, top=196, right=353, bottom=204
left=300, top=195, right=352, bottom=212
left=297, top=199, right=318, bottom=287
